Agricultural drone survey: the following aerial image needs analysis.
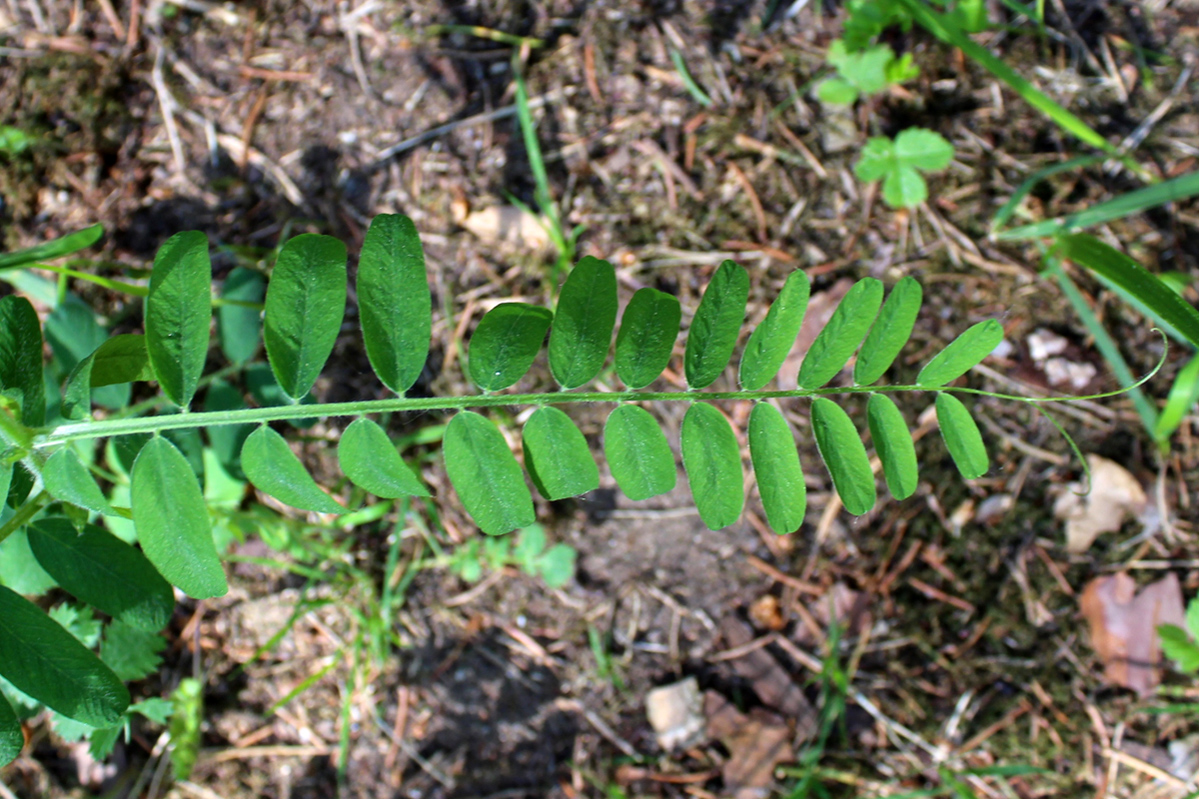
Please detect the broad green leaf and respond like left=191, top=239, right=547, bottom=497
left=357, top=214, right=431, bottom=395
left=263, top=234, right=348, bottom=399
left=131, top=436, right=227, bottom=599
left=935, top=393, right=988, bottom=479
left=603, top=404, right=677, bottom=501
left=204, top=379, right=252, bottom=479
left=0, top=528, right=56, bottom=595
left=1159, top=624, right=1199, bottom=673
left=866, top=394, right=918, bottom=500
left=0, top=585, right=129, bottom=727
left=443, top=411, right=535, bottom=535
left=748, top=402, right=806, bottom=534
left=798, top=278, right=883, bottom=389
left=0, top=223, right=103, bottom=270
left=917, top=319, right=1004, bottom=387
left=882, top=165, right=927, bottom=208
left=0, top=295, right=46, bottom=426
left=145, top=231, right=211, bottom=408
left=894, top=128, right=954, bottom=171
left=467, top=303, right=554, bottom=392
left=855, top=277, right=922, bottom=386
left=615, top=288, right=681, bottom=390
left=522, top=407, right=599, bottom=500
left=63, top=334, right=154, bottom=419
left=685, top=260, right=749, bottom=389
left=740, top=270, right=811, bottom=390
left=549, top=256, right=618, bottom=389
left=41, top=448, right=115, bottom=516
left=241, top=425, right=345, bottom=514
left=337, top=418, right=429, bottom=498
left=45, top=295, right=129, bottom=410
left=218, top=267, right=266, bottom=365
left=0, top=694, right=20, bottom=768
left=27, top=518, right=174, bottom=631
left=811, top=397, right=876, bottom=515
left=680, top=402, right=744, bottom=530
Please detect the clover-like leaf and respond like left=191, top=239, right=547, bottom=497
left=241, top=425, right=345, bottom=514
left=338, top=418, right=429, bottom=499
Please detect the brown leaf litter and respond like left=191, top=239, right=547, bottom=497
left=1080, top=572, right=1185, bottom=696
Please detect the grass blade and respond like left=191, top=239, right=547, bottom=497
left=1155, top=352, right=1199, bottom=444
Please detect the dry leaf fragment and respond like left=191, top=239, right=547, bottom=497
left=460, top=205, right=553, bottom=252
left=1080, top=572, right=1185, bottom=696
left=704, top=691, right=793, bottom=799
left=1054, top=455, right=1148, bottom=553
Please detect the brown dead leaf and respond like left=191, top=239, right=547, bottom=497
left=704, top=691, right=793, bottom=799
left=719, top=616, right=816, bottom=736
left=750, top=595, right=787, bottom=631
left=1054, top=455, right=1148, bottom=553
left=1080, top=572, right=1185, bottom=696
left=459, top=205, right=553, bottom=252
left=777, top=278, right=853, bottom=389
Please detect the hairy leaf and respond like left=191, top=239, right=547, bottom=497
left=550, top=256, right=618, bottom=389
left=740, top=270, right=811, bottom=390
left=263, top=234, right=348, bottom=399
left=681, top=402, right=744, bottom=529
left=218, top=267, right=266, bottom=365
left=100, top=620, right=166, bottom=682
left=444, top=411, right=535, bottom=535
left=468, top=303, right=554, bottom=391
left=63, top=335, right=153, bottom=419
left=358, top=214, right=431, bottom=395
left=241, top=425, right=345, bottom=514
left=935, top=393, right=989, bottom=479
left=615, top=288, right=681, bottom=390
left=603, top=404, right=677, bottom=501
left=145, top=231, right=211, bottom=408
left=338, top=418, right=429, bottom=498
left=522, top=407, right=599, bottom=500
left=866, top=394, right=918, bottom=500
left=811, top=397, right=876, bottom=515
left=0, top=694, right=20, bottom=768
left=855, top=277, right=922, bottom=386
left=131, top=436, right=227, bottom=599
left=748, top=402, right=806, bottom=534
left=798, top=278, right=884, bottom=389
left=0, top=585, right=129, bottom=727
left=41, top=448, right=115, bottom=516
left=27, top=519, right=174, bottom=631
left=685, top=260, right=749, bottom=389
left=917, top=318, right=1003, bottom=387
left=0, top=295, right=45, bottom=426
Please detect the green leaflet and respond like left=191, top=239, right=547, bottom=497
left=681, top=402, right=744, bottom=530
left=549, top=256, right=618, bottom=389
left=740, top=270, right=811, bottom=391
left=866, top=394, right=918, bottom=500
left=603, top=404, right=677, bottom=501
left=467, top=303, right=554, bottom=392
left=63, top=335, right=154, bottom=419
left=0, top=295, right=46, bottom=426
left=131, top=436, right=227, bottom=599
left=443, top=411, right=535, bottom=535
left=41, top=448, right=116, bottom=516
left=27, top=518, right=174, bottom=631
left=0, top=694, right=20, bottom=768
left=747, top=402, right=806, bottom=534
left=337, top=418, right=429, bottom=498
left=935, top=393, right=989, bottom=479
left=685, top=260, right=749, bottom=389
left=0, top=223, right=103, bottom=271
left=218, top=266, right=266, bottom=365
left=917, top=319, right=1003, bottom=387
left=798, top=277, right=883, bottom=389
left=0, top=584, right=129, bottom=727
left=241, top=425, right=345, bottom=514
left=263, top=234, right=348, bottom=400
left=1155, top=353, right=1199, bottom=443
left=522, top=406, right=599, bottom=500
left=357, top=214, right=432, bottom=395
left=855, top=277, right=922, bottom=386
left=811, top=397, right=876, bottom=515
left=145, top=231, right=212, bottom=408
left=615, top=288, right=681, bottom=390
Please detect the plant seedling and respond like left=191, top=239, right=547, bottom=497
left=817, top=40, right=919, bottom=105
left=853, top=127, right=955, bottom=208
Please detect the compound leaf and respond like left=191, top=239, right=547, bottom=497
left=748, top=402, right=806, bottom=534
left=263, top=234, right=347, bottom=399
left=63, top=335, right=153, bottom=419
left=917, top=318, right=1003, bottom=387
left=444, top=411, right=535, bottom=535
left=337, top=418, right=429, bottom=498
left=935, top=393, right=988, bottom=479
left=468, top=303, right=553, bottom=392
left=549, top=256, right=618, bottom=389
left=241, top=425, right=345, bottom=514
left=740, top=269, right=811, bottom=390
left=145, top=231, right=211, bottom=408
left=615, top=288, right=681, bottom=390
left=0, top=584, right=129, bottom=727
left=855, top=277, right=921, bottom=386
left=603, top=404, right=676, bottom=501
left=357, top=214, right=431, bottom=395
left=131, top=436, right=227, bottom=599
left=218, top=267, right=266, bottom=365
left=522, top=407, right=599, bottom=500
left=685, top=260, right=749, bottom=389
left=27, top=518, right=174, bottom=632
left=41, top=448, right=115, bottom=516
left=0, top=295, right=45, bottom=426
left=811, top=397, right=876, bottom=515
left=798, top=278, right=884, bottom=389
left=866, top=394, right=918, bottom=500
left=681, top=402, right=744, bottom=530
left=0, top=694, right=20, bottom=768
